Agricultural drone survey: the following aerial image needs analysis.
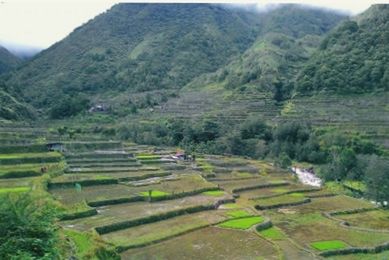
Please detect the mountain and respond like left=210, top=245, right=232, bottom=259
left=4, top=3, right=346, bottom=121
left=0, top=45, right=21, bottom=74
left=0, top=46, right=34, bottom=120
left=184, top=5, right=345, bottom=101
left=6, top=3, right=262, bottom=109
left=0, top=82, right=35, bottom=121
left=1, top=44, right=43, bottom=60
left=296, top=4, right=389, bottom=93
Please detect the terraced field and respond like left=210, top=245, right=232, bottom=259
left=1, top=126, right=389, bottom=259
left=148, top=90, right=389, bottom=155
left=281, top=93, right=389, bottom=150
left=156, top=87, right=277, bottom=121
left=0, top=127, right=65, bottom=195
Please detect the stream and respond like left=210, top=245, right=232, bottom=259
left=291, top=167, right=322, bottom=187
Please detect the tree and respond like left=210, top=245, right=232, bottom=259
left=320, top=147, right=358, bottom=181
left=0, top=193, right=59, bottom=259
left=365, top=156, right=389, bottom=205
left=273, top=80, right=284, bottom=102
left=276, top=153, right=292, bottom=169
left=49, top=96, right=90, bottom=119
left=240, top=116, right=270, bottom=140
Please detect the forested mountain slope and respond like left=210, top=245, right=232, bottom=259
left=0, top=82, right=35, bottom=121
left=5, top=4, right=261, bottom=109
left=296, top=4, right=389, bottom=93
left=0, top=45, right=21, bottom=74
left=172, top=5, right=345, bottom=117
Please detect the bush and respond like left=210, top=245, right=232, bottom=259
left=0, top=193, right=60, bottom=259
left=0, top=144, right=47, bottom=153
left=49, top=95, right=90, bottom=119
left=276, top=153, right=292, bottom=169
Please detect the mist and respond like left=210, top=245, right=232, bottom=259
left=0, top=41, right=42, bottom=60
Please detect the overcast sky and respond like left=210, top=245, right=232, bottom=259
left=0, top=0, right=381, bottom=51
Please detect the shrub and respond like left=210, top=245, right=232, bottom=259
left=49, top=95, right=90, bottom=119
left=0, top=193, right=60, bottom=259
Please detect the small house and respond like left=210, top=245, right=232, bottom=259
left=47, top=142, right=64, bottom=152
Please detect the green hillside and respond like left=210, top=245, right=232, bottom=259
left=280, top=5, right=389, bottom=150
left=1, top=4, right=389, bottom=259
left=0, top=81, right=35, bottom=121
left=163, top=5, right=345, bottom=121
left=296, top=4, right=389, bottom=93
left=6, top=4, right=261, bottom=110
left=0, top=46, right=21, bottom=74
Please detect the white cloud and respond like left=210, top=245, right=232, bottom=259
left=0, top=0, right=381, bottom=50
left=254, top=0, right=375, bottom=15
left=0, top=0, right=118, bottom=49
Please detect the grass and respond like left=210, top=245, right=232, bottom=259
left=337, top=209, right=389, bottom=230
left=272, top=188, right=289, bottom=193
left=63, top=229, right=116, bottom=258
left=253, top=192, right=307, bottom=207
left=221, top=203, right=240, bottom=209
left=226, top=209, right=251, bottom=218
left=0, top=186, right=30, bottom=194
left=0, top=162, right=62, bottom=178
left=121, top=227, right=277, bottom=259
left=64, top=229, right=94, bottom=257
left=0, top=152, right=61, bottom=159
left=218, top=216, right=264, bottom=230
left=343, top=180, right=366, bottom=192
left=51, top=174, right=214, bottom=205
left=202, top=190, right=225, bottom=196
left=0, top=163, right=59, bottom=173
left=0, top=177, right=36, bottom=189
left=310, top=240, right=348, bottom=251
left=236, top=172, right=254, bottom=178
left=101, top=211, right=226, bottom=248
left=61, top=194, right=224, bottom=231
left=139, top=190, right=170, bottom=198
left=267, top=204, right=389, bottom=249
left=136, top=155, right=161, bottom=160
left=259, top=227, right=285, bottom=240
left=196, top=159, right=214, bottom=173
left=291, top=195, right=374, bottom=214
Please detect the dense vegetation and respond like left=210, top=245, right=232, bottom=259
left=186, top=5, right=344, bottom=101
left=1, top=3, right=389, bottom=259
left=0, top=45, right=21, bottom=74
left=112, top=115, right=389, bottom=201
left=5, top=4, right=261, bottom=111
left=0, top=193, right=60, bottom=259
left=0, top=81, right=35, bottom=121
left=296, top=5, right=389, bottom=93
left=1, top=4, right=346, bottom=118
left=115, top=117, right=380, bottom=161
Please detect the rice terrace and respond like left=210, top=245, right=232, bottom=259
left=0, top=2, right=388, bottom=260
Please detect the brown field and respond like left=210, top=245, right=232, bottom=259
left=121, top=227, right=278, bottom=260
left=61, top=193, right=228, bottom=231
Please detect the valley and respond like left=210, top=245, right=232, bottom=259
left=0, top=3, right=388, bottom=259
left=1, top=125, right=389, bottom=259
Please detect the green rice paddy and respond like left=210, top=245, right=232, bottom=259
left=3, top=132, right=388, bottom=259
left=139, top=190, right=170, bottom=198
left=202, top=190, right=225, bottom=196
left=221, top=203, right=240, bottom=209
left=0, top=186, right=30, bottom=194
left=258, top=227, right=285, bottom=240
left=0, top=152, right=61, bottom=159
left=310, top=240, right=348, bottom=251
left=226, top=210, right=252, bottom=218
left=218, top=216, right=264, bottom=230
